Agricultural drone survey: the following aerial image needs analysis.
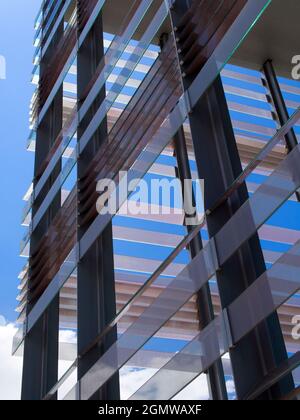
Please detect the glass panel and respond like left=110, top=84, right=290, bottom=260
left=67, top=141, right=300, bottom=400
left=171, top=374, right=210, bottom=401
left=79, top=0, right=273, bottom=260
left=229, top=239, right=300, bottom=344
left=57, top=275, right=78, bottom=400
left=22, top=126, right=300, bottom=399
left=120, top=291, right=203, bottom=400
left=216, top=143, right=300, bottom=265
left=130, top=238, right=300, bottom=400
left=12, top=324, right=26, bottom=356
left=30, top=0, right=160, bottom=220
left=21, top=151, right=78, bottom=254
left=26, top=247, right=77, bottom=334
left=32, top=140, right=77, bottom=231
left=63, top=242, right=218, bottom=400
left=42, top=0, right=69, bottom=49
left=78, top=0, right=169, bottom=152
left=188, top=0, right=272, bottom=109
left=78, top=0, right=156, bottom=119
left=212, top=104, right=300, bottom=214
left=112, top=141, right=190, bottom=329
left=128, top=313, right=229, bottom=400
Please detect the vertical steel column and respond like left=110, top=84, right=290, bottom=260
left=171, top=0, right=294, bottom=400
left=76, top=3, right=120, bottom=400
left=21, top=3, right=63, bottom=400
left=263, top=59, right=298, bottom=152
left=173, top=127, right=228, bottom=400
left=165, top=4, right=227, bottom=401
left=263, top=59, right=300, bottom=202
left=188, top=76, right=294, bottom=400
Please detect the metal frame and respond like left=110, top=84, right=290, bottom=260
left=188, top=75, right=294, bottom=400
left=76, top=5, right=119, bottom=400
left=171, top=0, right=294, bottom=399
left=19, top=0, right=300, bottom=401
left=161, top=22, right=228, bottom=399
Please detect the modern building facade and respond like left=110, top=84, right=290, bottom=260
left=14, top=0, right=300, bottom=400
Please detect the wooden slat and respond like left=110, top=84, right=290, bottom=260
left=176, top=0, right=247, bottom=77
left=79, top=37, right=182, bottom=228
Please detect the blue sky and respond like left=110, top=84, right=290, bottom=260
left=0, top=1, right=40, bottom=321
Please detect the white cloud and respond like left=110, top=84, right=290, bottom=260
left=120, top=365, right=235, bottom=400
left=226, top=379, right=236, bottom=396
left=0, top=322, right=78, bottom=401
left=120, top=366, right=210, bottom=400
left=120, top=366, right=158, bottom=400
left=59, top=329, right=77, bottom=343
left=0, top=321, right=236, bottom=401
left=0, top=322, right=22, bottom=400
left=173, top=375, right=210, bottom=400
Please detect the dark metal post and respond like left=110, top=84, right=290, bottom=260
left=263, top=59, right=300, bottom=202
left=171, top=0, right=294, bottom=400
left=188, top=75, right=294, bottom=400
left=173, top=127, right=228, bottom=400
left=159, top=31, right=228, bottom=399
left=21, top=7, right=63, bottom=400
left=76, top=4, right=120, bottom=400
left=263, top=59, right=298, bottom=152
